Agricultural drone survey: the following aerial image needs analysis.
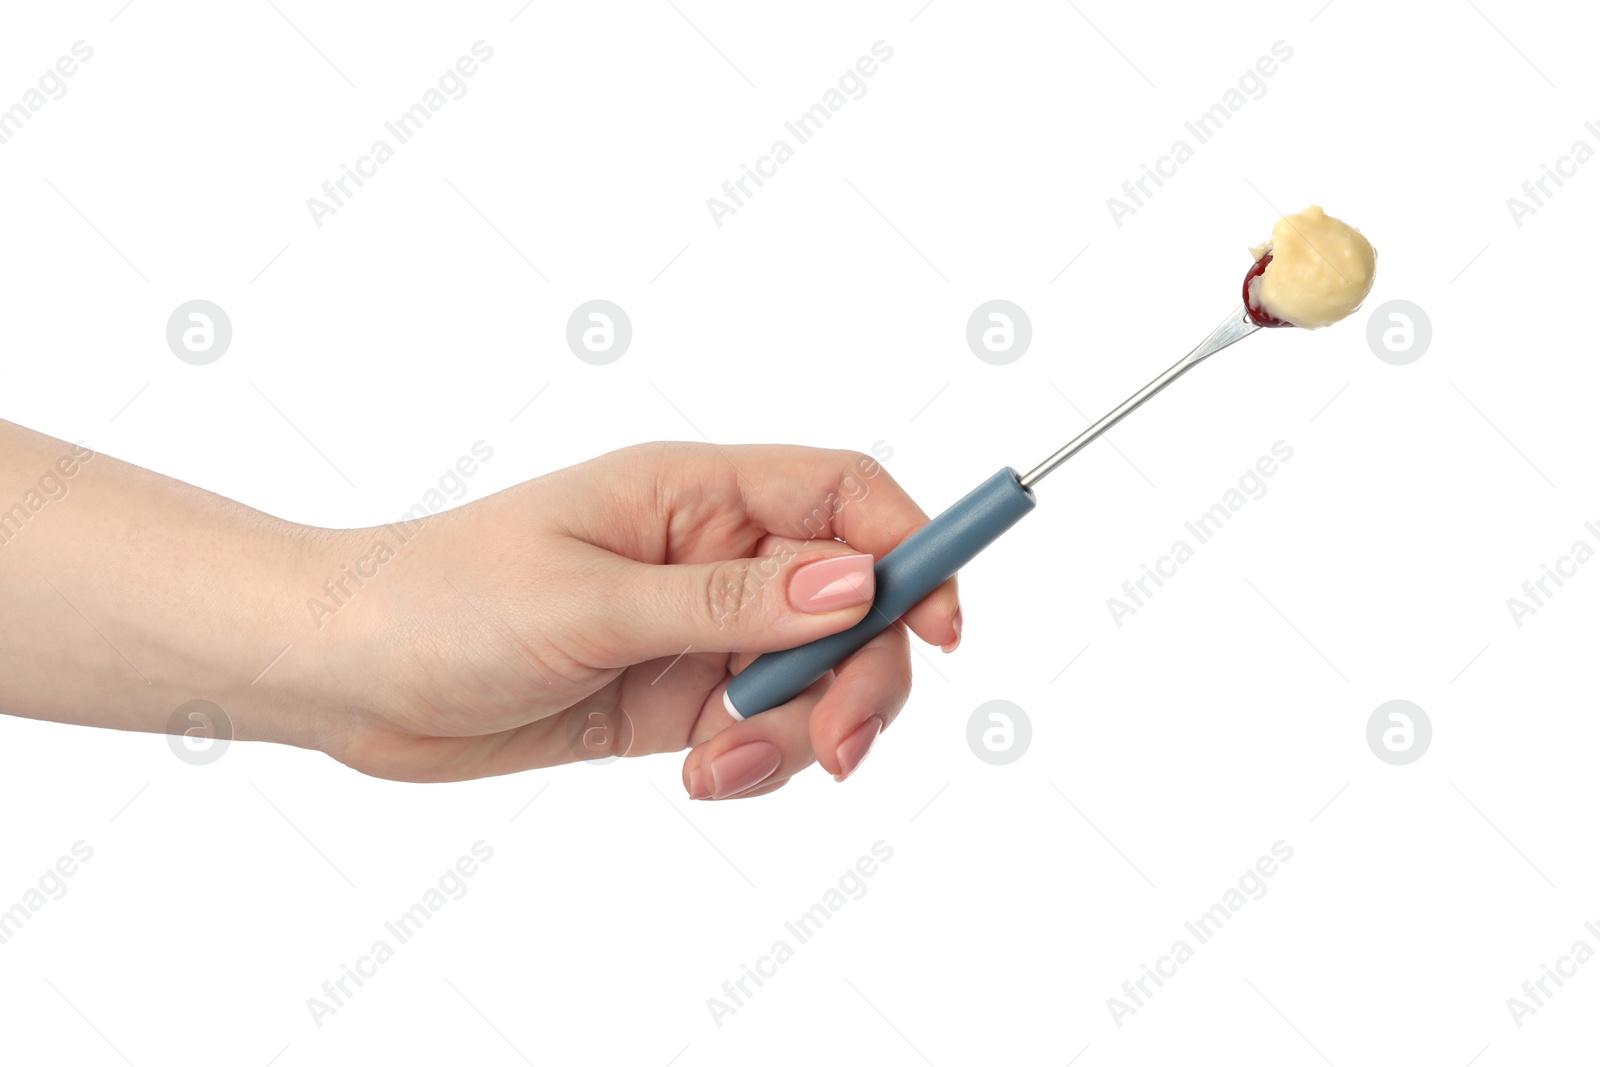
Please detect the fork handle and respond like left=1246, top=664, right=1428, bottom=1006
left=723, top=467, right=1037, bottom=719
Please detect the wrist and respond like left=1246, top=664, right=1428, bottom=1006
left=127, top=519, right=352, bottom=756
left=204, top=522, right=390, bottom=758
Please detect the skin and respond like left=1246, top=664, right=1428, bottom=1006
left=0, top=420, right=959, bottom=797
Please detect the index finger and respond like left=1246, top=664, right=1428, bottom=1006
left=694, top=444, right=962, bottom=650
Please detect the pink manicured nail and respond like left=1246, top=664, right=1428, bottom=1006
left=708, top=741, right=782, bottom=799
left=941, top=608, right=963, bottom=653
left=789, top=554, right=875, bottom=613
left=834, top=716, right=883, bottom=782
left=686, top=763, right=711, bottom=800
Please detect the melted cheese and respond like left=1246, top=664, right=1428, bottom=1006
left=1248, top=206, right=1376, bottom=329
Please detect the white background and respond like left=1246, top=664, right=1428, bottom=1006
left=1, top=0, right=1596, bottom=1063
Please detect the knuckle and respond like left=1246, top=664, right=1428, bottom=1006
left=877, top=625, right=915, bottom=688
left=705, top=558, right=760, bottom=631
left=838, top=447, right=875, bottom=475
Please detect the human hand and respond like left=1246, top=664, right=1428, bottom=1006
left=314, top=442, right=962, bottom=796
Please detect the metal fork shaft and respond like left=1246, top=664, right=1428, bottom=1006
left=1019, top=306, right=1261, bottom=489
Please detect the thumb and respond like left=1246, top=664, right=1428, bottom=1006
left=600, top=549, right=877, bottom=661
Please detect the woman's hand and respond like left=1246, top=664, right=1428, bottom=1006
left=319, top=442, right=961, bottom=797
left=0, top=421, right=958, bottom=799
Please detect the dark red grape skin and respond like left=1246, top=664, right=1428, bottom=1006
left=1243, top=253, right=1293, bottom=328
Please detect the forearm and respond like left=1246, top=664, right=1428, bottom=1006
left=0, top=419, right=343, bottom=750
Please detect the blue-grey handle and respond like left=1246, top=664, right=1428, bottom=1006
left=724, top=467, right=1037, bottom=719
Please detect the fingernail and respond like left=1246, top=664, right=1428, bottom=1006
left=687, top=763, right=711, bottom=800
left=941, top=608, right=963, bottom=653
left=833, top=715, right=883, bottom=782
left=708, top=741, right=782, bottom=799
left=790, top=553, right=875, bottom=613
